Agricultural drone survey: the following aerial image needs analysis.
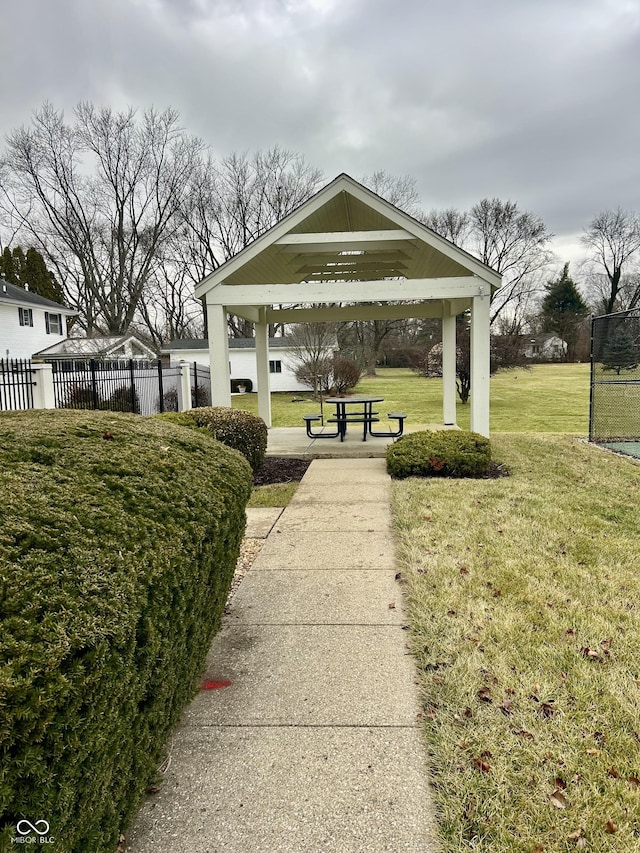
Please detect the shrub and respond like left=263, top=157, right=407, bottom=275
left=332, top=354, right=362, bottom=394
left=386, top=430, right=492, bottom=478
left=103, top=383, right=140, bottom=413
left=0, top=410, right=252, bottom=852
left=61, top=381, right=100, bottom=409
left=159, top=406, right=268, bottom=471
left=294, top=356, right=334, bottom=394
left=160, top=386, right=179, bottom=412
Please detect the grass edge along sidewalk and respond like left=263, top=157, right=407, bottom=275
left=392, top=433, right=640, bottom=853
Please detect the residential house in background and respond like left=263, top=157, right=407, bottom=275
left=524, top=334, right=567, bottom=361
left=161, top=337, right=337, bottom=392
left=33, top=333, right=157, bottom=368
left=0, top=279, right=77, bottom=360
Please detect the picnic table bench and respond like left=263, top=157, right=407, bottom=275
left=303, top=397, right=406, bottom=442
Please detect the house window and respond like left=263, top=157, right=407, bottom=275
left=269, top=360, right=282, bottom=373
left=18, top=307, right=33, bottom=327
left=45, top=312, right=63, bottom=335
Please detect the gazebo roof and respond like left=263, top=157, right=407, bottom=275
left=195, top=173, right=496, bottom=437
left=195, top=173, right=501, bottom=299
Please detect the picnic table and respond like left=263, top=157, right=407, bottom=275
left=303, top=396, right=406, bottom=442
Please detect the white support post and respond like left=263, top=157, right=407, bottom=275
left=178, top=361, right=192, bottom=411
left=255, top=308, right=272, bottom=427
left=470, top=291, right=491, bottom=437
left=206, top=301, right=231, bottom=407
left=442, top=313, right=457, bottom=426
left=31, top=363, right=55, bottom=409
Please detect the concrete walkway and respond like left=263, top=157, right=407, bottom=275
left=126, top=458, right=440, bottom=853
left=266, top=424, right=457, bottom=458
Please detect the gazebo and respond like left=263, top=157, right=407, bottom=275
left=194, top=174, right=501, bottom=436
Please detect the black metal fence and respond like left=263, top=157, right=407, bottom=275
left=50, top=359, right=184, bottom=416
left=0, top=358, right=214, bottom=415
left=190, top=362, right=212, bottom=408
left=589, top=308, right=640, bottom=442
left=0, top=359, right=34, bottom=411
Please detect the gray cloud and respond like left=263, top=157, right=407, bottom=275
left=2, top=0, right=639, bottom=265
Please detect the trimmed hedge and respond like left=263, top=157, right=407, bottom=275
left=0, top=410, right=252, bottom=852
left=386, top=430, right=492, bottom=478
left=159, top=406, right=267, bottom=471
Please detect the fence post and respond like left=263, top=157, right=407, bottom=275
left=179, top=361, right=192, bottom=412
left=157, top=359, right=165, bottom=413
left=31, top=363, right=56, bottom=409
left=193, top=362, right=200, bottom=407
left=129, top=359, right=136, bottom=412
left=90, top=360, right=99, bottom=409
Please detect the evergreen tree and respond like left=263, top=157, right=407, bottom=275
left=541, top=263, right=589, bottom=361
left=601, top=326, right=639, bottom=374
left=0, top=246, right=64, bottom=304
left=0, top=247, right=20, bottom=284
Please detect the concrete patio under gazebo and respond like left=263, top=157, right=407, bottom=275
left=195, top=173, right=501, bottom=438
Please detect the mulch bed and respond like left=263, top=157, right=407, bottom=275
left=254, top=456, right=507, bottom=485
left=252, top=456, right=312, bottom=486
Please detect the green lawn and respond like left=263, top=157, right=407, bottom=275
left=241, top=366, right=640, bottom=849
left=393, top=435, right=640, bottom=852
left=232, top=364, right=591, bottom=434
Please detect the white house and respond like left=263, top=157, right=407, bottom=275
left=161, top=337, right=335, bottom=393
left=33, top=333, right=157, bottom=367
left=524, top=335, right=567, bottom=360
left=0, top=279, right=77, bottom=360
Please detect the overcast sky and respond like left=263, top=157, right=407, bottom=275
left=2, top=0, right=639, bottom=270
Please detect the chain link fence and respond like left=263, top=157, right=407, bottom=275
left=590, top=308, right=640, bottom=444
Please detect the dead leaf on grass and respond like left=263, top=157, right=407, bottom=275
left=580, top=646, right=602, bottom=661
left=605, top=819, right=618, bottom=834
left=477, top=686, right=492, bottom=703
left=550, top=789, right=568, bottom=809
left=515, top=729, right=535, bottom=740
left=473, top=757, right=491, bottom=773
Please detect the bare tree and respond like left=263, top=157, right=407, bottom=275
left=339, top=317, right=408, bottom=376
left=424, top=199, right=553, bottom=324
left=361, top=170, right=423, bottom=218
left=137, top=258, right=205, bottom=347
left=286, top=322, right=338, bottom=394
left=0, top=102, right=204, bottom=335
left=581, top=208, right=640, bottom=314
left=173, top=147, right=324, bottom=337
left=469, top=199, right=554, bottom=323
left=423, top=208, right=471, bottom=245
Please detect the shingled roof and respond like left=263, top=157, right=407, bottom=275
left=0, top=279, right=76, bottom=313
